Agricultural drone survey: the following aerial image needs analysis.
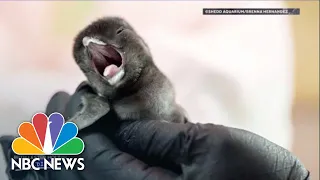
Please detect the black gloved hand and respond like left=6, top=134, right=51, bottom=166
left=113, top=120, right=311, bottom=180
left=1, top=84, right=311, bottom=180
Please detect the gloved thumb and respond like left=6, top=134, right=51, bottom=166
left=0, top=135, right=15, bottom=164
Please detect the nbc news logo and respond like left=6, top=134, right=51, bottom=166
left=11, top=113, right=85, bottom=171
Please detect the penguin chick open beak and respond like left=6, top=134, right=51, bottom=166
left=82, top=36, right=125, bottom=86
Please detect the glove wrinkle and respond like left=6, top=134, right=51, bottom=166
left=116, top=121, right=188, bottom=163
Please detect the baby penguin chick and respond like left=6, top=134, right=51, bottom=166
left=70, top=17, right=187, bottom=129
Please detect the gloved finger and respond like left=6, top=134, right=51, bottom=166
left=78, top=132, right=179, bottom=180
left=45, top=91, right=70, bottom=116
left=115, top=120, right=311, bottom=180
left=113, top=120, right=226, bottom=167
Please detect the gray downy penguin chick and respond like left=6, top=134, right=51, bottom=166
left=70, top=16, right=187, bottom=130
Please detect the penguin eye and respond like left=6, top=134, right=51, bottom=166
left=116, top=27, right=124, bottom=35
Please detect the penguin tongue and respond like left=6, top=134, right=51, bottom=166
left=103, top=64, right=120, bottom=78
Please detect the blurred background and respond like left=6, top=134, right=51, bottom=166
left=0, top=1, right=318, bottom=179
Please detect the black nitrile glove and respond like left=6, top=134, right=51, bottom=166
left=0, top=84, right=311, bottom=180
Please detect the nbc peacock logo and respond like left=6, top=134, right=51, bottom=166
left=11, top=112, right=85, bottom=171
